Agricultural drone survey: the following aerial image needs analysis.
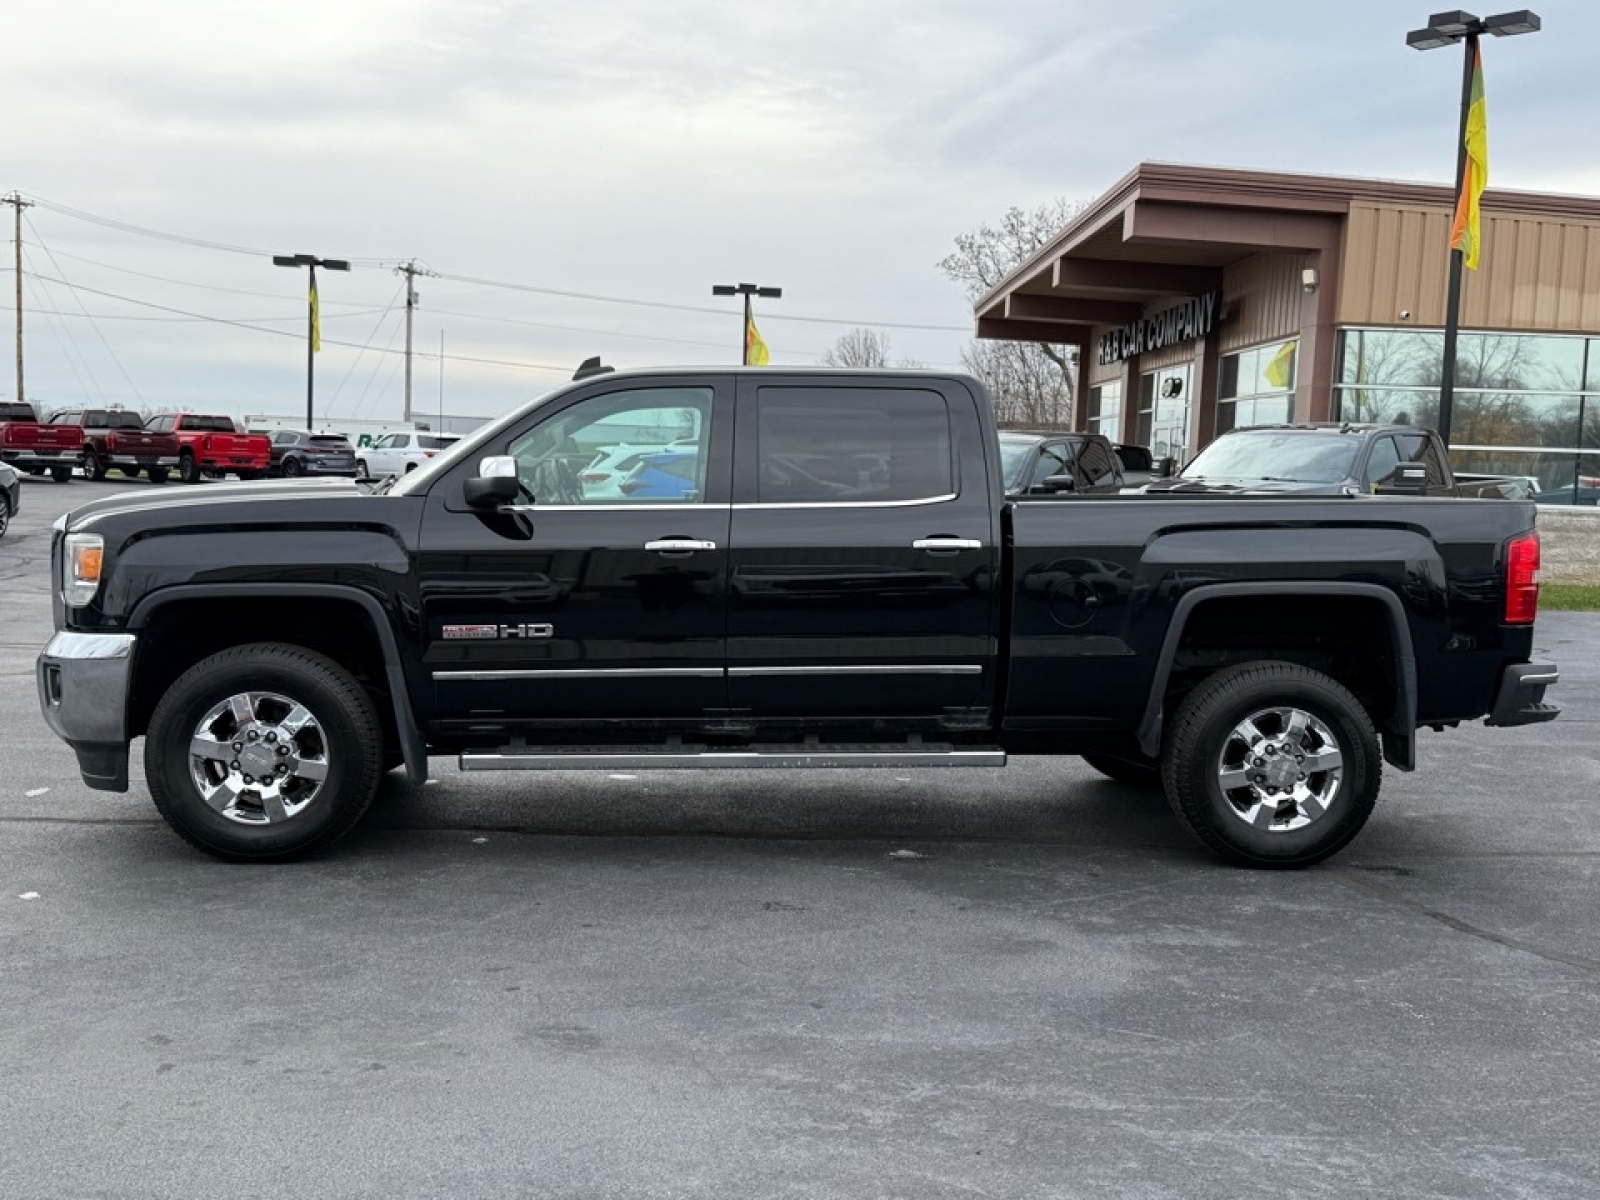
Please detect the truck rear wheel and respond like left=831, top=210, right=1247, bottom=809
left=1161, top=662, right=1380, bottom=869
left=83, top=447, right=107, bottom=481
left=148, top=467, right=170, bottom=484
left=52, top=465, right=72, bottom=482
left=144, top=643, right=384, bottom=862
left=178, top=452, right=200, bottom=484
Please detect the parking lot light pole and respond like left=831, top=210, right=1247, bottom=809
left=1406, top=9, right=1541, bottom=448
left=273, top=254, right=351, bottom=429
left=712, top=282, right=782, bottom=365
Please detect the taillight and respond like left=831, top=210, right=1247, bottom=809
left=1505, top=531, right=1540, bottom=624
left=106, top=433, right=118, bottom=450
left=619, top=480, right=642, bottom=495
left=580, top=472, right=606, bottom=483
left=202, top=435, right=213, bottom=452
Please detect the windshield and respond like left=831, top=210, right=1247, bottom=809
left=1181, top=430, right=1361, bottom=484
left=997, top=439, right=1036, bottom=490
left=389, top=382, right=571, bottom=496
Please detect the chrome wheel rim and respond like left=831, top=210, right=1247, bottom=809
left=1216, top=706, right=1343, bottom=833
left=188, top=691, right=331, bottom=826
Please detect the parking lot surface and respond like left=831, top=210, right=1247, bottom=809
left=2, top=476, right=1598, bottom=1198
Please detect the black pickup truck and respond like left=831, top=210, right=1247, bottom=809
left=36, top=368, right=1558, bottom=868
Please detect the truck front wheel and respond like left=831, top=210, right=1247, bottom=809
left=144, top=643, right=384, bottom=862
left=1161, top=663, right=1380, bottom=869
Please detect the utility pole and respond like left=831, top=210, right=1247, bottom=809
left=3, top=193, right=32, bottom=405
left=394, top=260, right=435, bottom=424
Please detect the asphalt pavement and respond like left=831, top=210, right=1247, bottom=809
left=2, top=475, right=1597, bottom=1199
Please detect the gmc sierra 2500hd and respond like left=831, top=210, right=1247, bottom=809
left=37, top=368, right=1559, bottom=868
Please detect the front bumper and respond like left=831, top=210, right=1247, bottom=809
left=36, top=631, right=137, bottom=792
left=1485, top=662, right=1561, bottom=727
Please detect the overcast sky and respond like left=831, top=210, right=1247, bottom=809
left=5, top=0, right=1597, bottom=427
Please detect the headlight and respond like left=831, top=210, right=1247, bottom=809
left=64, top=532, right=104, bottom=608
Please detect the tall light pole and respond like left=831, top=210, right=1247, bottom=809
left=272, top=253, right=351, bottom=429
left=712, top=282, right=782, bottom=365
left=1406, top=9, right=1541, bottom=448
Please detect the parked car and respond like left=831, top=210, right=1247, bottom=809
left=1112, top=443, right=1177, bottom=489
left=0, top=460, right=18, bottom=538
left=268, top=430, right=358, bottom=478
left=49, top=408, right=180, bottom=483
left=1143, top=423, right=1531, bottom=498
left=1535, top=484, right=1600, bottom=506
left=0, top=401, right=83, bottom=482
left=147, top=413, right=272, bottom=482
left=38, top=366, right=1557, bottom=871
left=998, top=431, right=1125, bottom=496
left=578, top=443, right=672, bottom=498
left=355, top=431, right=461, bottom=479
left=616, top=449, right=701, bottom=499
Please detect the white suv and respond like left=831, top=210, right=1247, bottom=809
left=357, top=431, right=461, bottom=479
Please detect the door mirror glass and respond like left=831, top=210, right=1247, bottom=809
left=1039, top=473, right=1076, bottom=492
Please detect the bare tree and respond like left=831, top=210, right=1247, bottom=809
left=822, top=328, right=893, bottom=368
left=938, top=198, right=1083, bottom=427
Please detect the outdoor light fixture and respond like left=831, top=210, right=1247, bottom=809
left=1301, top=267, right=1320, bottom=293
left=1404, top=9, right=1541, bottom=447
left=712, top=282, right=783, bottom=365
left=272, top=254, right=351, bottom=429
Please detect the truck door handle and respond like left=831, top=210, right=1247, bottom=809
left=912, top=537, right=983, bottom=553
left=644, top=538, right=717, bottom=554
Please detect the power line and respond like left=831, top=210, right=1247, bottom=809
left=20, top=245, right=383, bottom=305
left=22, top=193, right=972, bottom=334
left=27, top=215, right=146, bottom=408
left=22, top=270, right=574, bottom=375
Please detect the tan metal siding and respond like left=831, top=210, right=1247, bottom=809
left=1218, top=253, right=1306, bottom=353
left=1340, top=201, right=1600, bottom=332
left=1137, top=338, right=1196, bottom=371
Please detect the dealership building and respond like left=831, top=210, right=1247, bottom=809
left=974, top=162, right=1600, bottom=490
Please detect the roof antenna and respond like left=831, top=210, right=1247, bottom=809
left=573, top=356, right=614, bottom=381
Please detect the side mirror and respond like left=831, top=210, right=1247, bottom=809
left=464, top=455, right=520, bottom=507
left=1039, top=473, right=1076, bottom=493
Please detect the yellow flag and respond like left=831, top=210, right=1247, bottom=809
left=309, top=277, right=321, bottom=353
left=746, top=313, right=770, bottom=366
left=1263, top=340, right=1296, bottom=389
left=1450, top=45, right=1489, bottom=269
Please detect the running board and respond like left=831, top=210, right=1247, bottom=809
left=459, top=743, right=1006, bottom=771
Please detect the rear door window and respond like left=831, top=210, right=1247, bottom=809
left=753, top=388, right=952, bottom=504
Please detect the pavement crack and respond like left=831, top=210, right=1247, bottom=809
left=1331, top=868, right=1600, bottom=975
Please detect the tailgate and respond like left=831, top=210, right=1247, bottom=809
left=5, top=423, right=83, bottom=449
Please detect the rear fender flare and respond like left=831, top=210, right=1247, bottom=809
left=1135, top=582, right=1417, bottom=769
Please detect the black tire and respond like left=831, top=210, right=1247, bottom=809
left=1082, top=751, right=1163, bottom=789
left=24, top=466, right=44, bottom=476
left=355, top=459, right=369, bottom=480
left=148, top=467, right=170, bottom=484
left=403, top=462, right=417, bottom=473
left=0, top=497, right=10, bottom=539
left=1161, top=662, right=1381, bottom=869
left=283, top=457, right=304, bottom=478
left=52, top=465, right=72, bottom=483
left=144, top=643, right=384, bottom=862
left=83, top=447, right=107, bottom=481
left=178, top=452, right=200, bottom=484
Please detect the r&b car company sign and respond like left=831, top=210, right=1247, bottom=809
left=1097, top=292, right=1221, bottom=366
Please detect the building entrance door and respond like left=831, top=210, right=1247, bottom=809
left=1139, top=365, right=1192, bottom=463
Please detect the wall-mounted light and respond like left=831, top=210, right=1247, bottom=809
left=1301, top=267, right=1320, bottom=294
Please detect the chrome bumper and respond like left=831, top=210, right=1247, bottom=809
left=36, top=631, right=137, bottom=792
left=3, top=449, right=81, bottom=466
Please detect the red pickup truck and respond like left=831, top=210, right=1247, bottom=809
left=50, top=408, right=181, bottom=484
left=146, top=413, right=272, bottom=482
left=0, top=401, right=84, bottom=482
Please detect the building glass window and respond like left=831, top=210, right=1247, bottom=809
left=1333, top=328, right=1600, bottom=494
left=1086, top=381, right=1122, bottom=442
left=1218, top=339, right=1296, bottom=434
